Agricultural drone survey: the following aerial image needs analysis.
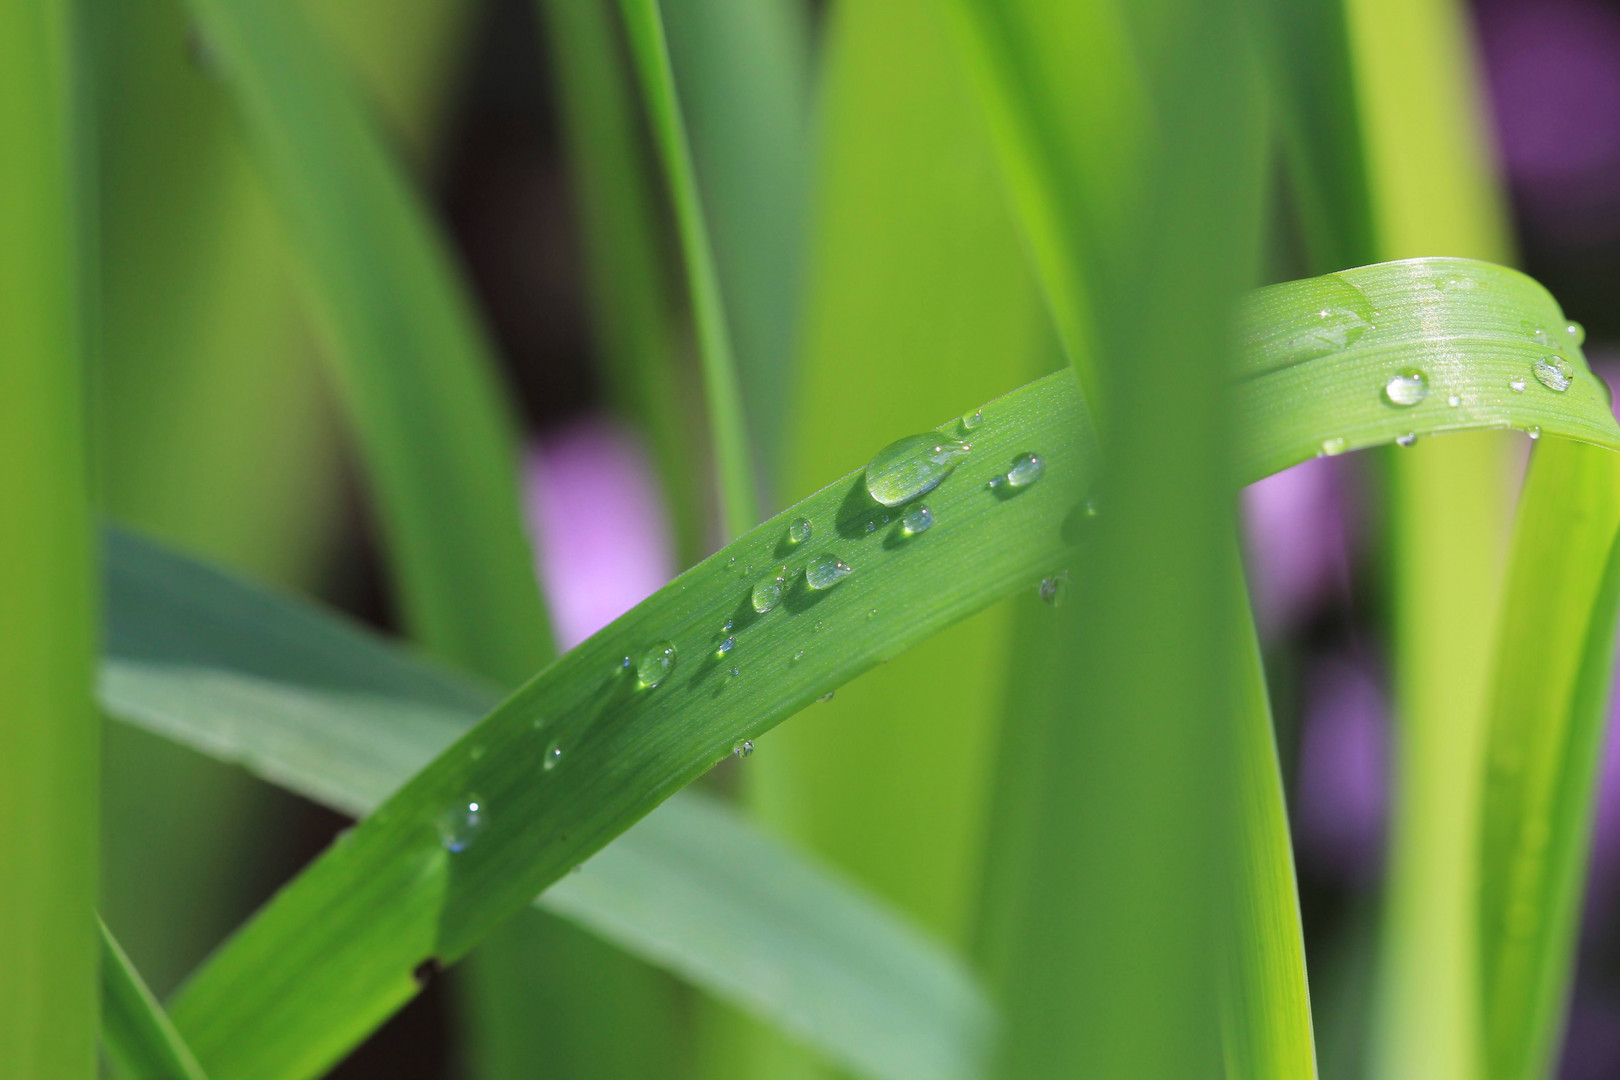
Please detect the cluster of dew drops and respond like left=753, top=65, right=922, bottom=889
left=1319, top=301, right=1587, bottom=457
left=436, top=407, right=1058, bottom=853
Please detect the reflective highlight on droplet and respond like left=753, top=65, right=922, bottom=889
left=438, top=798, right=485, bottom=853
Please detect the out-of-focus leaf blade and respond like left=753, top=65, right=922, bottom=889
left=1479, top=440, right=1620, bottom=1080
left=100, top=919, right=208, bottom=1080
left=101, top=527, right=991, bottom=1080
left=180, top=0, right=551, bottom=683
left=161, top=262, right=1619, bottom=1078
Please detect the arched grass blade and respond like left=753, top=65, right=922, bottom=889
left=100, top=918, right=208, bottom=1080
left=162, top=263, right=1620, bottom=1078
left=99, top=526, right=991, bottom=1080
left=1479, top=440, right=1620, bottom=1080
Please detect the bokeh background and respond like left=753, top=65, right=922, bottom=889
left=89, top=0, right=1620, bottom=1076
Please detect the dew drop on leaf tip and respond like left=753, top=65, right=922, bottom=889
left=1568, top=320, right=1586, bottom=346
left=1382, top=371, right=1428, bottom=407
left=437, top=798, right=485, bottom=853
left=636, top=642, right=677, bottom=688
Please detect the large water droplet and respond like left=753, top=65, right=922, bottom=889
left=901, top=505, right=934, bottom=536
left=437, top=798, right=485, bottom=853
left=1039, top=572, right=1070, bottom=607
left=1243, top=274, right=1373, bottom=374
left=1568, top=320, right=1587, bottom=347
left=788, top=517, right=812, bottom=545
left=962, top=408, right=983, bottom=431
left=1533, top=356, right=1574, bottom=392
left=636, top=642, right=677, bottom=688
left=1005, top=453, right=1045, bottom=488
left=752, top=577, right=783, bottom=614
left=865, top=433, right=972, bottom=506
left=1383, top=371, right=1429, bottom=407
left=806, top=553, right=852, bottom=590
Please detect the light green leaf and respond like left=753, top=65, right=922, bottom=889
left=162, top=261, right=1619, bottom=1079
left=100, top=918, right=208, bottom=1080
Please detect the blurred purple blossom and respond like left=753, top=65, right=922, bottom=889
left=1479, top=0, right=1620, bottom=244
left=1241, top=456, right=1356, bottom=636
left=525, top=415, right=676, bottom=651
left=1295, top=656, right=1389, bottom=884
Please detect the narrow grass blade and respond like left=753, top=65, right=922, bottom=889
left=100, top=919, right=207, bottom=1080
left=534, top=0, right=705, bottom=566
left=0, top=2, right=98, bottom=1074
left=100, top=527, right=990, bottom=1080
left=161, top=264, right=1620, bottom=1078
left=618, top=0, right=758, bottom=540
left=180, top=0, right=551, bottom=682
left=1340, top=3, right=1516, bottom=1075
left=1479, top=439, right=1620, bottom=1080
left=662, top=0, right=810, bottom=493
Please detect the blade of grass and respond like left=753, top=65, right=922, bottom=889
left=1478, top=439, right=1620, bottom=1080
left=180, top=0, right=552, bottom=683
left=618, top=0, right=757, bottom=540
left=0, top=2, right=98, bottom=1075
left=100, top=918, right=208, bottom=1080
left=661, top=0, right=810, bottom=497
left=534, top=0, right=705, bottom=566
left=99, top=528, right=990, bottom=1080
left=1340, top=2, right=1516, bottom=1076
left=159, top=260, right=1620, bottom=1078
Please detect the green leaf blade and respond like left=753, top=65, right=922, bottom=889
left=100, top=919, right=209, bottom=1080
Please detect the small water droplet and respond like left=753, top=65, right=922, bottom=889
left=865, top=520, right=877, bottom=534
left=1568, top=320, right=1587, bottom=347
left=864, top=433, right=973, bottom=506
left=636, top=642, right=678, bottom=688
left=987, top=475, right=1005, bottom=489
left=962, top=408, right=983, bottom=431
left=1395, top=432, right=1417, bottom=447
left=1320, top=437, right=1348, bottom=457
left=806, top=553, right=853, bottom=590
left=792, top=649, right=805, bottom=662
left=867, top=608, right=878, bottom=620
left=727, top=555, right=737, bottom=566
left=752, top=577, right=783, bottom=614
left=1382, top=371, right=1429, bottom=407
left=733, top=739, right=754, bottom=758
left=1527, top=323, right=1556, bottom=349
left=1533, top=355, right=1574, bottom=392
left=1039, top=572, right=1070, bottom=607
left=901, top=505, right=934, bottom=536
left=817, top=691, right=835, bottom=703
left=1527, top=425, right=1542, bottom=440
left=543, top=740, right=562, bottom=771
left=1448, top=395, right=1461, bottom=407
left=1245, top=274, right=1373, bottom=372
left=729, top=666, right=740, bottom=677
left=716, top=635, right=736, bottom=658
left=788, top=517, right=812, bottom=545
left=721, top=619, right=734, bottom=633
left=1084, top=500, right=1099, bottom=518
left=814, top=620, right=823, bottom=632
left=1510, top=377, right=1527, bottom=393
left=437, top=798, right=485, bottom=853
left=1005, top=453, right=1045, bottom=488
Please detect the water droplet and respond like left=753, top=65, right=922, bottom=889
left=962, top=408, right=983, bottom=431
left=733, top=739, right=754, bottom=758
left=1382, top=371, right=1429, bottom=407
left=751, top=577, right=783, bottom=614
left=636, top=642, right=677, bottom=688
left=1395, top=432, right=1417, bottom=448
left=792, top=649, right=805, bottom=662
left=814, top=620, right=823, bottom=632
left=1527, top=425, right=1542, bottom=441
left=901, top=505, right=934, bottom=536
left=1005, top=453, right=1045, bottom=488
left=1510, top=377, right=1527, bottom=393
left=806, top=553, right=853, bottom=590
left=1568, top=320, right=1587, bottom=347
left=1533, top=355, right=1574, bottom=392
left=864, top=433, right=973, bottom=506
left=716, top=635, right=736, bottom=658
left=727, top=555, right=737, bottom=566
left=865, top=520, right=877, bottom=534
left=1527, top=323, right=1556, bottom=349
left=437, top=798, right=485, bottom=853
left=1084, top=500, right=1099, bottom=518
left=1245, top=274, right=1373, bottom=373
left=1448, top=395, right=1461, bottom=407
left=729, top=666, right=740, bottom=677
left=1039, top=572, right=1071, bottom=607
left=987, top=475, right=1006, bottom=489
left=543, top=740, right=562, bottom=771
left=788, top=517, right=812, bottom=544
left=1320, top=437, right=1347, bottom=457
left=817, top=691, right=835, bottom=703
left=867, top=608, right=878, bottom=620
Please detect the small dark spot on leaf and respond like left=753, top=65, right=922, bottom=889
left=413, top=958, right=442, bottom=987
